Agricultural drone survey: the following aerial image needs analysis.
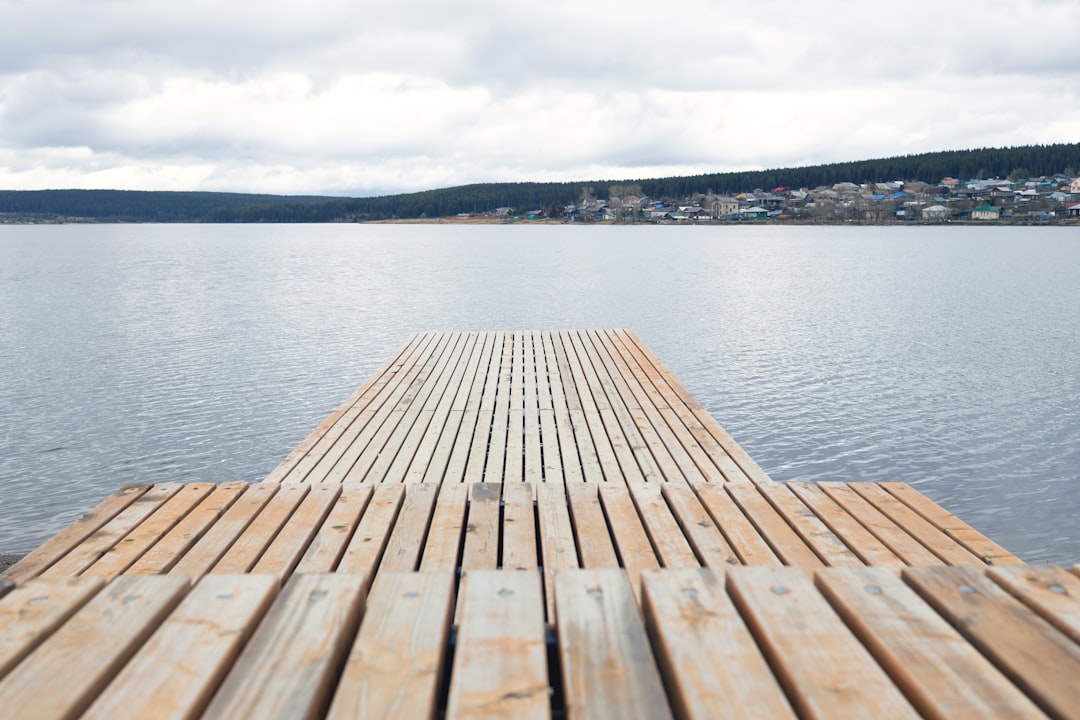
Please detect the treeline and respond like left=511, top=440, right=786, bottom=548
left=3, top=143, right=1079, bottom=223
left=0, top=189, right=340, bottom=222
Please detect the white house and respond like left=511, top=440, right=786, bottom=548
left=921, top=204, right=950, bottom=222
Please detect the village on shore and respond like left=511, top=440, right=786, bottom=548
left=471, top=175, right=1080, bottom=225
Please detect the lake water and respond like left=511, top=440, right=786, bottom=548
left=1, top=223, right=1078, bottom=564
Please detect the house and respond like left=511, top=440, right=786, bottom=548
left=1071, top=179, right=1080, bottom=194
left=707, top=196, right=740, bottom=219
left=972, top=205, right=1001, bottom=220
left=921, top=204, right=950, bottom=222
left=1066, top=203, right=1080, bottom=217
left=740, top=206, right=768, bottom=220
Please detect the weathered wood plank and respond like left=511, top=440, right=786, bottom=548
left=448, top=570, right=549, bottom=720
left=0, top=575, right=189, bottom=720
left=484, top=333, right=514, bottom=483
left=126, top=482, right=249, bottom=575
left=819, top=482, right=941, bottom=566
left=628, top=483, right=699, bottom=569
left=377, top=482, right=439, bottom=573
left=556, top=569, right=673, bottom=720
left=211, top=483, right=311, bottom=574
left=541, top=330, right=584, bottom=483
left=565, top=483, right=618, bottom=569
left=81, top=574, right=279, bottom=720
left=693, top=483, right=781, bottom=565
left=462, top=332, right=504, bottom=483
left=327, top=571, right=455, bottom=720
left=201, top=573, right=367, bottom=720
left=523, top=331, right=544, bottom=483
left=661, top=484, right=741, bottom=568
left=598, top=483, right=660, bottom=599
left=337, top=483, right=405, bottom=578
left=461, top=483, right=501, bottom=571
left=904, top=565, right=1080, bottom=720
left=169, top=483, right=279, bottom=582
left=418, top=482, right=469, bottom=571
left=641, top=568, right=795, bottom=720
left=817, top=566, right=1046, bottom=720
left=423, top=332, right=492, bottom=483
left=988, top=565, right=1080, bottom=646
left=725, top=483, right=824, bottom=569
left=2, top=484, right=151, bottom=584
left=293, top=485, right=374, bottom=574
left=503, top=481, right=538, bottom=571
left=536, top=483, right=579, bottom=621
left=788, top=482, right=903, bottom=566
left=727, top=566, right=920, bottom=719
left=0, top=576, right=106, bottom=681
left=251, top=484, right=341, bottom=582
left=757, top=483, right=862, bottom=567
left=880, top=482, right=1023, bottom=565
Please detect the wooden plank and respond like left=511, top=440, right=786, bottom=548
left=565, top=483, right=618, bottom=569
left=505, top=330, right=525, bottom=484
left=640, top=568, right=795, bottom=720
left=598, top=483, right=660, bottom=600
left=263, top=333, right=422, bottom=483
left=438, top=332, right=498, bottom=483
left=536, top=483, right=579, bottom=621
left=533, top=331, right=564, bottom=484
left=725, top=483, right=824, bottom=569
left=541, top=330, right=584, bottom=483
left=337, top=483, right=405, bottom=578
left=462, top=331, right=504, bottom=483
left=0, top=576, right=106, bottom=681
left=2, top=483, right=151, bottom=584
left=126, top=482, right=249, bottom=575
left=661, top=484, right=741, bottom=568
left=502, top=482, right=538, bottom=571
left=293, top=485, right=374, bottom=574
left=484, top=333, right=514, bottom=483
left=0, top=575, right=189, bottom=720
left=447, top=570, right=549, bottom=720
left=202, top=573, right=367, bottom=720
left=788, top=482, right=903, bottom=566
left=377, top=483, right=439, bottom=573
left=693, top=483, right=780, bottom=566
left=988, top=565, right=1080, bottom=645
left=817, top=566, right=1046, bottom=720
left=757, top=483, right=862, bottom=567
left=628, top=483, right=699, bottom=569
left=169, top=483, right=280, bottom=582
left=556, top=569, right=673, bottom=720
left=461, top=483, right=501, bottom=571
left=558, top=330, right=623, bottom=482
left=849, top=483, right=984, bottom=565
left=327, top=571, right=455, bottom=720
left=523, top=332, right=544, bottom=483
left=880, top=482, right=1023, bottom=565
left=84, top=482, right=216, bottom=581
left=550, top=331, right=604, bottom=483
left=727, top=566, right=920, bottom=719
left=81, top=574, right=279, bottom=720
left=211, top=484, right=311, bottom=575
left=418, top=482, right=469, bottom=571
left=819, top=482, right=942, bottom=566
left=251, top=484, right=341, bottom=582
left=42, top=483, right=184, bottom=577
left=904, top=565, right=1080, bottom=720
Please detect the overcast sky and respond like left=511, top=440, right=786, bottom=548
left=1, top=0, right=1077, bottom=196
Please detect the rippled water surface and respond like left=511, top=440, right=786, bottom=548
left=1, top=224, right=1078, bottom=563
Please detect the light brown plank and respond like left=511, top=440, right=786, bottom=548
left=81, top=574, right=279, bottom=720
left=336, top=483, right=405, bottom=579
left=2, top=484, right=151, bottom=584
left=0, top=575, right=189, bottom=720
left=788, top=482, right=903, bottom=566
left=484, top=333, right=514, bottom=483
left=0, top=576, right=106, bottom=681
left=523, top=332, right=544, bottom=483
left=462, top=332, right=504, bottom=483
left=558, top=330, right=623, bottom=482
left=211, top=483, right=311, bottom=575
left=757, top=483, right=862, bottom=567
left=461, top=483, right=501, bottom=571
left=536, top=483, right=579, bottom=621
left=817, top=566, right=1046, bottom=720
left=880, top=482, right=1023, bottom=565
left=599, top=483, right=660, bottom=599
left=628, top=483, right=699, bottom=569
left=693, top=483, right=780, bottom=566
left=565, top=483, right=618, bottom=569
left=438, top=332, right=498, bottom=484
left=126, top=482, right=249, bottom=575
left=849, top=483, right=984, bottom=565
left=377, top=482, right=439, bottom=573
left=725, top=483, right=824, bottom=569
left=251, top=484, right=341, bottom=582
left=85, top=483, right=216, bottom=581
left=661, top=484, right=741, bottom=568
left=418, top=482, right=469, bottom=571
left=503, top=482, right=538, bottom=571
left=541, top=330, right=585, bottom=483
left=727, top=566, right=920, bottom=719
left=293, top=485, right=374, bottom=574
left=506, top=331, right=526, bottom=484
left=327, top=571, right=455, bottom=720
left=556, top=569, right=673, bottom=720
left=169, top=483, right=280, bottom=582
left=819, top=482, right=941, bottom=566
left=988, top=565, right=1080, bottom=645
left=641, top=568, right=795, bottom=720
left=447, top=570, right=549, bottom=720
left=43, top=483, right=184, bottom=577
left=904, top=565, right=1080, bottom=720
left=202, top=573, right=367, bottom=720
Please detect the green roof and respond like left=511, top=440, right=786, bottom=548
left=974, top=205, right=999, bottom=212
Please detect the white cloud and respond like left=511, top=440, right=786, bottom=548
left=1, top=0, right=1078, bottom=193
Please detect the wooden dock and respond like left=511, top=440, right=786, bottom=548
left=3, top=330, right=1079, bottom=719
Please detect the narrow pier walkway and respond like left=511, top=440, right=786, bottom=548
left=2, top=330, right=1079, bottom=719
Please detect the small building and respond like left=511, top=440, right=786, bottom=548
left=971, top=205, right=1001, bottom=220
left=740, top=206, right=768, bottom=220
left=1067, top=203, right=1080, bottom=217
left=1072, top=178, right=1080, bottom=194
left=921, top=204, right=950, bottom=222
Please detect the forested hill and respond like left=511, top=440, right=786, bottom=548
left=3, top=143, right=1079, bottom=223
